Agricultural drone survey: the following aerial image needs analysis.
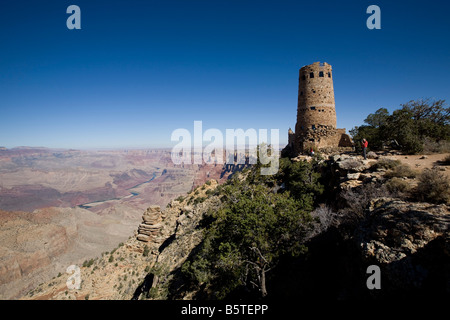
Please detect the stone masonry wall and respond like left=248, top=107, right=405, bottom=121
left=293, top=62, right=352, bottom=154
left=295, top=62, right=336, bottom=134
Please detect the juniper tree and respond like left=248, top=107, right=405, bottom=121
left=183, top=179, right=315, bottom=298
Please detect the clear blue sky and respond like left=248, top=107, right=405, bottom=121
left=1, top=0, right=449, bottom=149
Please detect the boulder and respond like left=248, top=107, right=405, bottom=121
left=137, top=234, right=150, bottom=242
left=367, top=151, right=378, bottom=159
left=337, top=158, right=372, bottom=173
left=359, top=198, right=449, bottom=261
left=346, top=172, right=361, bottom=180
left=340, top=180, right=363, bottom=190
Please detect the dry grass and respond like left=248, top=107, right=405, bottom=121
left=384, top=164, right=418, bottom=179
left=422, top=138, right=450, bottom=154
left=415, top=168, right=450, bottom=204
left=371, top=158, right=402, bottom=170
left=340, top=183, right=392, bottom=223
left=385, top=177, right=413, bottom=194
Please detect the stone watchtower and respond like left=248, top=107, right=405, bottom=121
left=292, top=62, right=352, bottom=154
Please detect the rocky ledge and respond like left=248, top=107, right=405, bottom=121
left=357, top=197, right=449, bottom=295
left=137, top=205, right=163, bottom=243
left=359, top=197, right=449, bottom=263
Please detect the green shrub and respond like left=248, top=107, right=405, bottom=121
left=143, top=245, right=150, bottom=257
left=385, top=177, right=412, bottom=194
left=415, top=169, right=450, bottom=204
left=83, top=258, right=95, bottom=268
left=400, top=132, right=424, bottom=154
left=384, top=164, right=417, bottom=179
left=351, top=99, right=450, bottom=154
left=372, top=158, right=401, bottom=170
left=193, top=196, right=206, bottom=205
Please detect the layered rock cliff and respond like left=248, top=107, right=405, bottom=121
left=21, top=152, right=450, bottom=300
left=21, top=180, right=220, bottom=300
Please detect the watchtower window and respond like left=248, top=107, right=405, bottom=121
left=301, top=75, right=306, bottom=81
left=310, top=72, right=314, bottom=78
left=310, top=106, right=316, bottom=110
left=319, top=71, right=324, bottom=77
left=312, top=125, right=316, bottom=130
left=327, top=72, right=331, bottom=78
left=300, top=91, right=303, bottom=96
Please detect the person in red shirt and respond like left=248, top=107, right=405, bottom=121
left=361, top=138, right=368, bottom=160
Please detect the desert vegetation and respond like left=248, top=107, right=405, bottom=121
left=162, top=140, right=449, bottom=299
left=350, top=98, right=449, bottom=154
left=179, top=158, right=322, bottom=298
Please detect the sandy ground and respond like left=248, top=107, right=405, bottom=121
left=388, top=153, right=450, bottom=178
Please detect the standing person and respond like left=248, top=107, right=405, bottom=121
left=361, top=138, right=368, bottom=160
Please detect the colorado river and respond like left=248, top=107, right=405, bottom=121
left=78, top=172, right=157, bottom=209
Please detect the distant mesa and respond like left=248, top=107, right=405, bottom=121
left=14, top=146, right=49, bottom=150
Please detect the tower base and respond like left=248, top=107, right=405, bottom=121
left=293, top=128, right=353, bottom=155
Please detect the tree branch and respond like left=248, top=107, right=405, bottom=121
left=249, top=246, right=269, bottom=266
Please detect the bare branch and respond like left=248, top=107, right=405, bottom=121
left=249, top=246, right=269, bottom=266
